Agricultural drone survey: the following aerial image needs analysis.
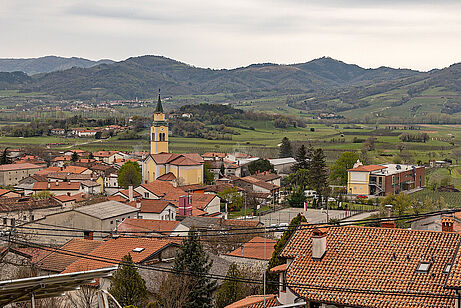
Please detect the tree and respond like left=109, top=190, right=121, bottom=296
left=219, top=162, right=226, bottom=178
left=287, top=189, right=307, bottom=208
left=109, top=254, right=148, bottom=308
left=88, top=152, right=94, bottom=159
left=279, top=137, right=293, bottom=158
left=292, top=145, right=310, bottom=172
left=0, top=147, right=11, bottom=165
left=265, top=214, right=307, bottom=293
left=309, top=148, right=328, bottom=207
left=217, top=187, right=243, bottom=212
left=329, top=152, right=359, bottom=185
left=248, top=158, right=275, bottom=175
left=203, top=162, right=215, bottom=185
left=452, top=149, right=461, bottom=164
left=172, top=229, right=217, bottom=308
left=71, top=151, right=79, bottom=162
left=215, top=263, right=246, bottom=308
left=118, top=161, right=142, bottom=189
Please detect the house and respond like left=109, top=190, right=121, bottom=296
left=0, top=189, right=21, bottom=199
left=272, top=224, right=461, bottom=307
left=172, top=216, right=262, bottom=236
left=127, top=199, right=178, bottom=221
left=202, top=152, right=228, bottom=161
left=268, top=157, right=296, bottom=175
left=0, top=196, right=62, bottom=227
left=0, top=163, right=44, bottom=186
left=51, top=128, right=66, bottom=135
left=117, top=218, right=180, bottom=235
left=30, top=181, right=82, bottom=196
left=21, top=200, right=140, bottom=245
left=112, top=187, right=142, bottom=201
left=92, top=151, right=123, bottom=164
left=142, top=91, right=204, bottom=185
left=52, top=192, right=89, bottom=207
left=222, top=236, right=276, bottom=269
left=50, top=156, right=72, bottom=167
left=80, top=180, right=102, bottom=195
left=233, top=172, right=281, bottom=204
left=206, top=160, right=242, bottom=179
left=134, top=180, right=186, bottom=200
left=347, top=160, right=425, bottom=196
left=411, top=213, right=461, bottom=233
left=13, top=156, right=47, bottom=167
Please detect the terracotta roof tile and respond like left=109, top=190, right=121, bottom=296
left=33, top=181, right=81, bottom=191
left=225, top=295, right=279, bottom=308
left=117, top=218, right=180, bottom=235
left=37, top=239, right=104, bottom=272
left=0, top=163, right=42, bottom=171
left=225, top=236, right=276, bottom=260
left=62, top=237, right=177, bottom=273
left=157, top=172, right=177, bottom=181
left=35, top=166, right=62, bottom=175
left=140, top=181, right=186, bottom=200
left=127, top=199, right=176, bottom=214
left=281, top=225, right=460, bottom=307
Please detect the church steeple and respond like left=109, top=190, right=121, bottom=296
left=155, top=88, right=163, bottom=113
left=150, top=88, right=168, bottom=155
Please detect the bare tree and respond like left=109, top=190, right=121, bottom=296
left=65, top=285, right=99, bottom=308
left=151, top=274, right=192, bottom=308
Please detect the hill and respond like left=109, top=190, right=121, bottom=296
left=0, top=56, right=114, bottom=75
left=9, top=55, right=422, bottom=100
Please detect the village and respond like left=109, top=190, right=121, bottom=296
left=1, top=90, right=460, bottom=308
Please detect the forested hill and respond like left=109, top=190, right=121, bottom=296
left=0, top=55, right=426, bottom=100
left=0, top=56, right=114, bottom=75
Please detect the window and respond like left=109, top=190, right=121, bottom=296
left=2, top=218, right=6, bottom=225
left=144, top=192, right=149, bottom=198
left=443, top=264, right=452, bottom=274
left=132, top=247, right=145, bottom=253
left=416, top=262, right=431, bottom=273
left=110, top=221, right=113, bottom=225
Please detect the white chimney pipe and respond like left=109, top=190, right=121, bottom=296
left=136, top=200, right=141, bottom=209
left=128, top=185, right=134, bottom=202
left=312, top=228, right=327, bottom=259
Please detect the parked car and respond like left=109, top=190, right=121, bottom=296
left=356, top=195, right=368, bottom=199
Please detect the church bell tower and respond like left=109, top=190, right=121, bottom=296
left=150, top=89, right=168, bottom=154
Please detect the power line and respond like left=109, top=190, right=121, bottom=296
left=2, top=237, right=456, bottom=300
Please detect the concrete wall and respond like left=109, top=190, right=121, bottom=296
left=0, top=166, right=44, bottom=186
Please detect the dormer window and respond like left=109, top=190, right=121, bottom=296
left=443, top=264, right=452, bottom=274
left=416, top=262, right=431, bottom=273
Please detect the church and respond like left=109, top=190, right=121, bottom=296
left=141, top=90, right=204, bottom=185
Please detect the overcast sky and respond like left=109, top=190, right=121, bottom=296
left=1, top=0, right=460, bottom=71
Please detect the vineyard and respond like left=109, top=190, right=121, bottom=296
left=411, top=190, right=461, bottom=207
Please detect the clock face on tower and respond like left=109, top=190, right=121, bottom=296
left=161, top=127, right=164, bottom=132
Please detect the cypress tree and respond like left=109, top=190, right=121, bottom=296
left=265, top=214, right=307, bottom=293
left=109, top=254, right=148, bottom=308
left=71, top=151, right=79, bottom=162
left=173, top=229, right=217, bottom=308
left=309, top=148, right=328, bottom=207
left=292, top=145, right=309, bottom=172
left=279, top=137, right=293, bottom=158
left=0, top=148, right=11, bottom=165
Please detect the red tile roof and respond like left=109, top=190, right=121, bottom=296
left=225, top=295, right=279, bottom=308
left=157, top=172, right=177, bottom=181
left=348, top=165, right=387, bottom=172
left=150, top=153, right=203, bottom=165
left=269, top=263, right=287, bottom=273
left=115, top=189, right=142, bottom=200
left=33, top=181, right=81, bottom=191
left=92, top=151, right=120, bottom=158
left=53, top=193, right=89, bottom=203
left=225, top=237, right=276, bottom=260
left=35, top=166, right=62, bottom=175
left=117, top=218, right=180, bottom=235
left=202, top=152, right=227, bottom=158
left=37, top=239, right=104, bottom=272
left=0, top=163, right=42, bottom=171
left=281, top=225, right=460, bottom=307
left=140, top=181, right=186, bottom=200
left=62, top=237, right=178, bottom=273
left=127, top=199, right=176, bottom=214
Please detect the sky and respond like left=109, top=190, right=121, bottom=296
left=1, top=0, right=460, bottom=71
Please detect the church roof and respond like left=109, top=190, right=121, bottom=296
left=148, top=153, right=203, bottom=165
left=155, top=89, right=163, bottom=113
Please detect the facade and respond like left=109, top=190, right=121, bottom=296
left=150, top=89, right=169, bottom=155
left=347, top=161, right=425, bottom=196
left=127, top=199, right=178, bottom=221
left=0, top=163, right=44, bottom=186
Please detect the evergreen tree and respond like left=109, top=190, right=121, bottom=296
left=88, top=152, right=94, bottom=160
left=248, top=159, right=275, bottom=175
left=279, top=137, right=293, bottom=158
left=292, top=145, right=309, bottom=172
left=219, top=162, right=226, bottom=178
left=265, top=214, right=307, bottom=293
left=309, top=148, right=328, bottom=207
left=203, top=162, right=215, bottom=184
left=118, top=161, right=142, bottom=188
left=173, top=229, right=217, bottom=308
left=109, top=254, right=148, bottom=308
left=71, top=151, right=79, bottom=162
left=215, top=263, right=245, bottom=308
left=0, top=148, right=12, bottom=165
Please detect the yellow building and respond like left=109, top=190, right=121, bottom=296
left=142, top=90, right=204, bottom=185
left=347, top=160, right=387, bottom=195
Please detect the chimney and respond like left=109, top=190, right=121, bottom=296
left=381, top=219, right=396, bottom=228
left=128, top=185, right=134, bottom=202
left=84, top=231, right=93, bottom=240
left=312, top=228, right=328, bottom=259
left=179, top=195, right=192, bottom=216
left=67, top=192, right=71, bottom=196
left=136, top=200, right=141, bottom=209
left=47, top=183, right=50, bottom=189
left=442, top=216, right=454, bottom=232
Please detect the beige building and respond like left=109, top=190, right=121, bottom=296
left=21, top=200, right=139, bottom=245
left=0, top=163, right=44, bottom=186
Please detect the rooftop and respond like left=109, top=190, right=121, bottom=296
left=225, top=236, right=276, bottom=260
left=0, top=163, right=42, bottom=171
left=281, top=225, right=461, bottom=307
left=117, top=218, right=180, bottom=235
left=74, top=200, right=139, bottom=220
left=225, top=294, right=279, bottom=308
left=348, top=164, right=387, bottom=172
left=127, top=199, right=176, bottom=213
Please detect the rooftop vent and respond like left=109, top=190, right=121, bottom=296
left=132, top=247, right=145, bottom=253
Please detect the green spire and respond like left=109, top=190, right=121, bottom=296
left=155, top=88, right=163, bottom=113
